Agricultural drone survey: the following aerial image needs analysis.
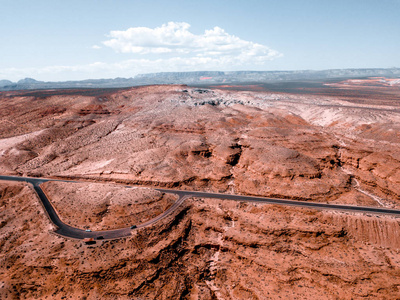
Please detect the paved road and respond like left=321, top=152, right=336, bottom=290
left=1, top=175, right=400, bottom=241
left=156, top=189, right=400, bottom=215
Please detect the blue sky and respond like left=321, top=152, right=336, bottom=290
left=1, top=0, right=399, bottom=81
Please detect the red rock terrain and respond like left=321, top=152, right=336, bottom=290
left=0, top=83, right=400, bottom=298
left=41, top=181, right=177, bottom=231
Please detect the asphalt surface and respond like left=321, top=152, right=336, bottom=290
left=156, top=189, right=400, bottom=215
left=1, top=175, right=400, bottom=241
left=0, top=175, right=184, bottom=240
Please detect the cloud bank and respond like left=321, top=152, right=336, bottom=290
left=1, top=22, right=282, bottom=81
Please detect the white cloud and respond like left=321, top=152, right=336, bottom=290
left=102, top=22, right=282, bottom=63
left=91, top=45, right=101, bottom=49
left=103, top=22, right=194, bottom=54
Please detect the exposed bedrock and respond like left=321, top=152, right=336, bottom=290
left=1, top=85, right=399, bottom=204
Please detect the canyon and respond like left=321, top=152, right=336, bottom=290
left=0, top=78, right=400, bottom=299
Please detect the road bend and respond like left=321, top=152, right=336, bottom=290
left=1, top=175, right=400, bottom=241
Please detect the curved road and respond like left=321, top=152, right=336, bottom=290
left=1, top=175, right=400, bottom=240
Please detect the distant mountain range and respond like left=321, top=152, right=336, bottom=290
left=1, top=68, right=399, bottom=91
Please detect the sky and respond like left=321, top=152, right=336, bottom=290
left=1, top=0, right=399, bottom=81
